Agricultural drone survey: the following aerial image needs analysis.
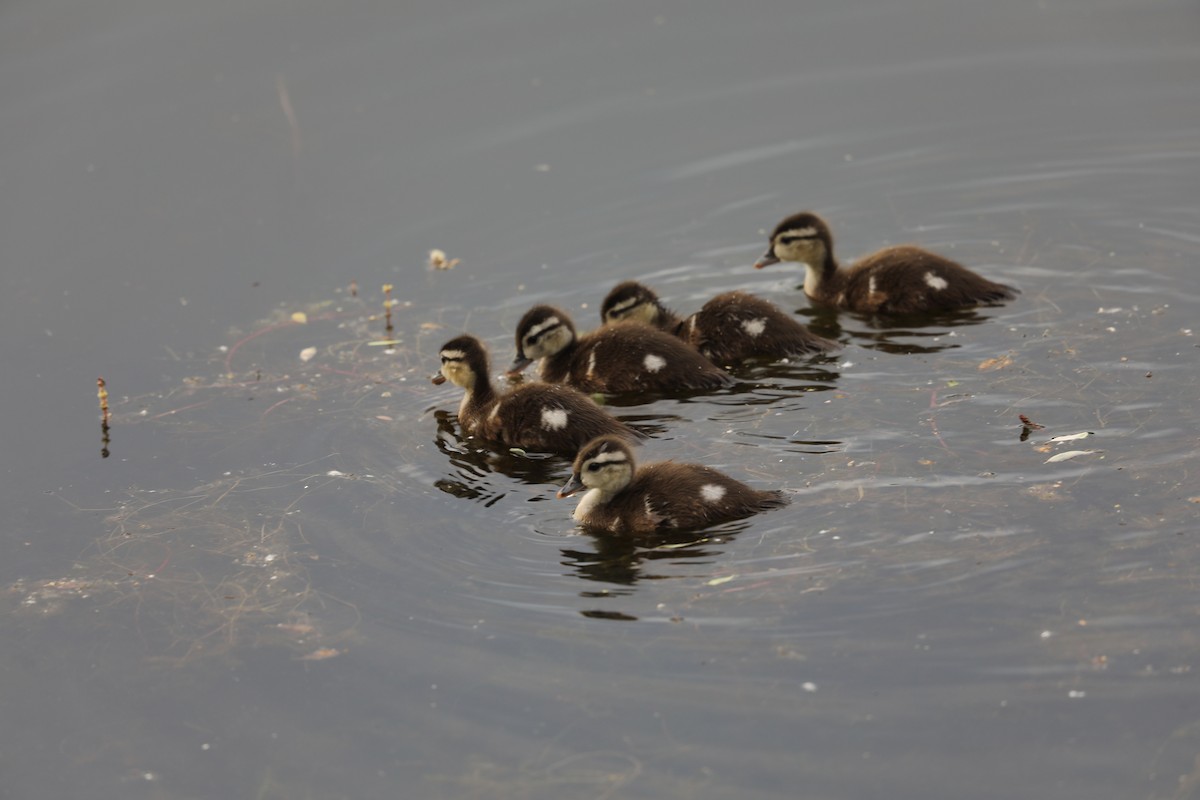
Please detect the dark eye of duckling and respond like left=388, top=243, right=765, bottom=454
left=587, top=462, right=603, bottom=472
left=778, top=234, right=809, bottom=245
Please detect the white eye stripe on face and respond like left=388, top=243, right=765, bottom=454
left=779, top=226, right=817, bottom=241
left=441, top=349, right=466, bottom=360
left=524, top=317, right=562, bottom=340
left=589, top=450, right=628, bottom=465
left=607, top=297, right=640, bottom=315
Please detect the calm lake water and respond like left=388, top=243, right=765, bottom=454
left=3, top=1, right=1199, bottom=798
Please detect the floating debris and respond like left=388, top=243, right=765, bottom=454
left=299, top=346, right=317, bottom=363
left=382, top=284, right=395, bottom=342
left=97, top=377, right=111, bottom=458
left=1048, top=431, right=1094, bottom=442
left=97, top=377, right=110, bottom=424
left=428, top=249, right=460, bottom=270
left=291, top=311, right=308, bottom=324
left=297, top=647, right=342, bottom=661
left=1045, top=450, right=1100, bottom=464
left=978, top=353, right=1014, bottom=371
left=1018, top=413, right=1044, bottom=442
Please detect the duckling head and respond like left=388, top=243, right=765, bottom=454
left=558, top=435, right=635, bottom=499
left=754, top=211, right=832, bottom=270
left=600, top=281, right=666, bottom=326
left=509, top=305, right=577, bottom=376
left=432, top=334, right=486, bottom=390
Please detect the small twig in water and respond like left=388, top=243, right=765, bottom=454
left=277, top=74, right=302, bottom=156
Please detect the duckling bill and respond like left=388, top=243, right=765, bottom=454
left=600, top=280, right=837, bottom=366
left=558, top=435, right=787, bottom=533
left=509, top=304, right=733, bottom=394
left=432, top=335, right=641, bottom=457
left=754, top=211, right=1017, bottom=314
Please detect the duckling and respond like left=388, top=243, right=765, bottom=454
left=431, top=335, right=641, bottom=457
left=754, top=211, right=1018, bottom=314
left=508, top=305, right=733, bottom=393
left=600, top=280, right=837, bottom=366
left=557, top=435, right=787, bottom=533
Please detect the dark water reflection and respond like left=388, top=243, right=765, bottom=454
left=4, top=0, right=1200, bottom=798
left=563, top=523, right=751, bottom=591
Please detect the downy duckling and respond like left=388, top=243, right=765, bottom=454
left=432, top=335, right=641, bottom=456
left=557, top=435, right=787, bottom=533
left=600, top=280, right=837, bottom=366
left=754, top=211, right=1017, bottom=314
left=508, top=305, right=732, bottom=393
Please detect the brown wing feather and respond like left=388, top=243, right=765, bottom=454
left=581, top=462, right=786, bottom=533
left=479, top=384, right=640, bottom=456
left=845, top=246, right=1016, bottom=314
left=567, top=323, right=732, bottom=393
left=686, top=292, right=837, bottom=364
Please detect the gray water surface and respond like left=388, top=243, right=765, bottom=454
left=2, top=1, right=1199, bottom=798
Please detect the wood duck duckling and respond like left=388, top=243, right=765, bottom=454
left=600, top=280, right=837, bottom=366
left=431, top=335, right=642, bottom=457
left=508, top=304, right=733, bottom=394
left=754, top=211, right=1018, bottom=314
left=557, top=435, right=787, bottom=533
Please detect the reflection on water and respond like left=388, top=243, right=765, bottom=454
left=801, top=303, right=1005, bottom=354
left=9, top=225, right=1200, bottom=798
left=563, top=525, right=743, bottom=592
left=5, top=0, right=1200, bottom=796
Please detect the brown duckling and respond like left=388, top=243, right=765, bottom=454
left=431, top=335, right=641, bottom=457
left=508, top=304, right=732, bottom=393
left=754, top=211, right=1018, bottom=314
left=557, top=435, right=787, bottom=533
left=600, top=280, right=837, bottom=366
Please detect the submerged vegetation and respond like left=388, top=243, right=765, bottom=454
left=10, top=288, right=430, bottom=663
left=6, top=282, right=1199, bottom=678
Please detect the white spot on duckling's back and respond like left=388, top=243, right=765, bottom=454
left=540, top=408, right=568, bottom=430
left=924, top=271, right=949, bottom=291
left=643, top=354, right=667, bottom=373
left=741, top=317, right=767, bottom=337
left=700, top=483, right=726, bottom=502
left=586, top=350, right=597, bottom=378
